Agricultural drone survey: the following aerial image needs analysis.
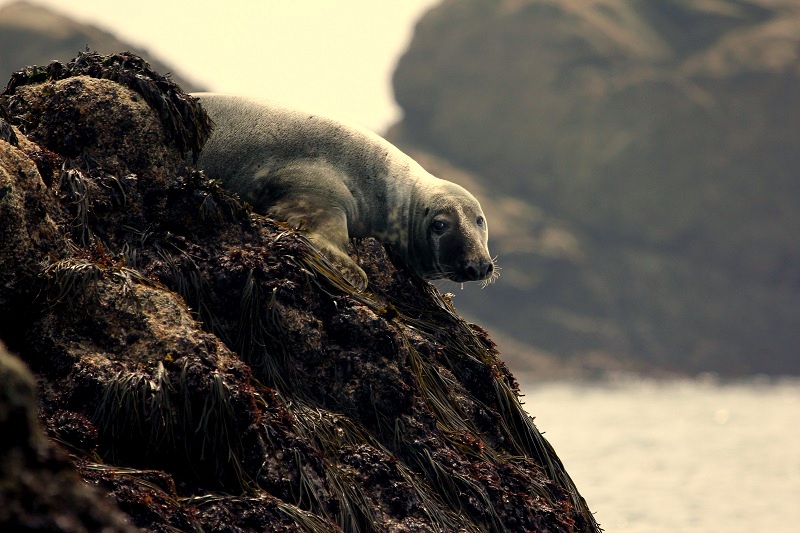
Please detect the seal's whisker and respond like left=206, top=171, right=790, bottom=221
left=480, top=257, right=501, bottom=289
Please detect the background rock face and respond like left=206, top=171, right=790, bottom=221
left=391, top=0, right=800, bottom=376
left=0, top=1, right=202, bottom=92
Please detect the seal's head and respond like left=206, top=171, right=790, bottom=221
left=411, top=181, right=495, bottom=283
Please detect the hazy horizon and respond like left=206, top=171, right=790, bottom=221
left=0, top=0, right=440, bottom=132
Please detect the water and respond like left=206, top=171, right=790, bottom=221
left=518, top=377, right=800, bottom=532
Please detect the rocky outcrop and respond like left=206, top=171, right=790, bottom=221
left=0, top=342, right=137, bottom=531
left=0, top=52, right=598, bottom=532
left=391, top=0, right=800, bottom=376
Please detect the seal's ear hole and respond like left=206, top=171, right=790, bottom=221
left=424, top=207, right=430, bottom=216
left=477, top=216, right=485, bottom=227
left=431, top=220, right=448, bottom=235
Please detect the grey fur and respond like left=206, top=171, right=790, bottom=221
left=193, top=93, right=493, bottom=290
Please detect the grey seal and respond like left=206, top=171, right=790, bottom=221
left=193, top=93, right=494, bottom=290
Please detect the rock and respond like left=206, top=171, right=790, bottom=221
left=0, top=51, right=599, bottom=532
left=0, top=342, right=137, bottom=531
left=391, top=0, right=800, bottom=376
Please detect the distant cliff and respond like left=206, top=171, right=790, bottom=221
left=0, top=52, right=598, bottom=532
left=0, top=1, right=202, bottom=92
left=390, top=0, right=800, bottom=376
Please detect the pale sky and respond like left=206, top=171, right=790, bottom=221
left=5, top=0, right=440, bottom=132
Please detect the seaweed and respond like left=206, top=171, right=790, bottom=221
left=3, top=50, right=211, bottom=160
left=0, top=51, right=600, bottom=532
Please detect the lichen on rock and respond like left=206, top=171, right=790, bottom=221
left=0, top=51, right=600, bottom=532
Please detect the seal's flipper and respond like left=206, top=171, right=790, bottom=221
left=272, top=199, right=367, bottom=291
left=311, top=235, right=369, bottom=292
left=306, top=215, right=368, bottom=291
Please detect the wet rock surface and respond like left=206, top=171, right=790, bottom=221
left=0, top=52, right=599, bottom=532
left=0, top=342, right=137, bottom=532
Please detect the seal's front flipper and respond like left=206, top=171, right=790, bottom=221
left=307, top=235, right=368, bottom=292
left=265, top=163, right=368, bottom=291
left=291, top=205, right=368, bottom=292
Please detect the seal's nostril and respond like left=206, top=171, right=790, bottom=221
left=465, top=262, right=494, bottom=280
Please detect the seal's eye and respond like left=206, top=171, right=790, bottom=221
left=431, top=220, right=448, bottom=234
left=476, top=216, right=485, bottom=227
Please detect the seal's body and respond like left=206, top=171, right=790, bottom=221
left=193, top=93, right=493, bottom=290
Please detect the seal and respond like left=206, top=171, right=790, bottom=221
left=193, top=93, right=494, bottom=290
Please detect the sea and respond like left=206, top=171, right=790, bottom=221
left=516, top=376, right=800, bottom=533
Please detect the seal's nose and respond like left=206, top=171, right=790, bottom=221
left=466, top=260, right=493, bottom=280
